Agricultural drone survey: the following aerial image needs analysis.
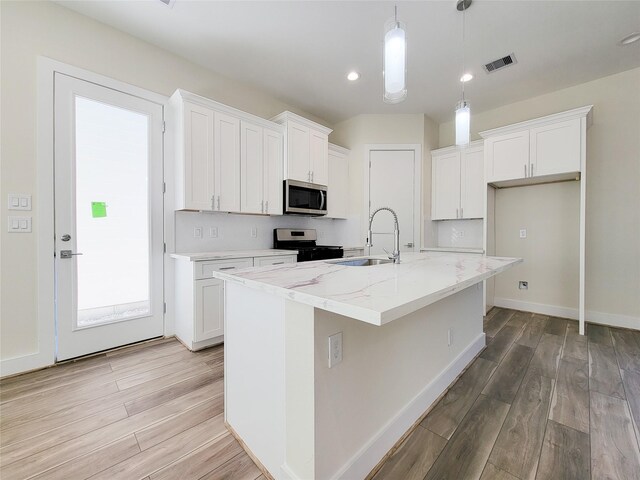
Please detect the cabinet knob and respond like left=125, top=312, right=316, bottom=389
left=265, top=200, right=269, bottom=213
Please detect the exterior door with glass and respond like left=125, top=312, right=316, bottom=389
left=54, top=73, right=164, bottom=361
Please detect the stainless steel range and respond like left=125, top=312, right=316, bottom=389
left=273, top=228, right=343, bottom=262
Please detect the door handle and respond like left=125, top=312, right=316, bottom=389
left=60, top=250, right=83, bottom=259
left=404, top=243, right=414, bottom=248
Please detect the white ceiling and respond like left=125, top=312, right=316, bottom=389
left=55, top=0, right=640, bottom=125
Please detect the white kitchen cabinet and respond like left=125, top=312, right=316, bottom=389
left=431, top=141, right=484, bottom=220
left=241, top=122, right=284, bottom=215
left=483, top=110, right=588, bottom=187
left=530, top=118, right=581, bottom=177
left=263, top=128, right=284, bottom=215
left=176, top=101, right=215, bottom=211
left=271, top=111, right=332, bottom=185
left=254, top=255, right=297, bottom=267
left=171, top=90, right=284, bottom=214
left=173, top=253, right=296, bottom=350
left=327, top=143, right=349, bottom=219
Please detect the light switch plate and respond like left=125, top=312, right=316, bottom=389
left=8, top=216, right=32, bottom=233
left=209, top=227, right=218, bottom=238
left=193, top=227, right=203, bottom=238
left=519, top=229, right=527, bottom=238
left=8, top=194, right=32, bottom=211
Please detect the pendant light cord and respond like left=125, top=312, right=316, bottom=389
left=462, top=1, right=466, bottom=102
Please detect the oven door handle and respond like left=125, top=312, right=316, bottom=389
left=319, top=190, right=325, bottom=211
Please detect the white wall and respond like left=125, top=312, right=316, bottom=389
left=0, top=0, right=331, bottom=364
left=440, top=68, right=640, bottom=322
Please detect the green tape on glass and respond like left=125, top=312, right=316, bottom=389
left=91, top=202, right=107, bottom=218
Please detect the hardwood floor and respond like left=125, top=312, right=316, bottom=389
left=375, top=308, right=640, bottom=480
left=2, top=308, right=639, bottom=479
left=0, top=339, right=260, bottom=480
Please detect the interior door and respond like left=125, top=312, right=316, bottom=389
left=54, top=73, right=164, bottom=361
left=368, top=150, right=417, bottom=255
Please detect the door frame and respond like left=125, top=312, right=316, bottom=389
left=363, top=144, right=423, bottom=255
left=18, top=57, right=173, bottom=374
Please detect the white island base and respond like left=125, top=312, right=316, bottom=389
left=225, top=281, right=486, bottom=480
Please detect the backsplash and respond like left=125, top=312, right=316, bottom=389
left=174, top=211, right=362, bottom=252
left=435, top=219, right=483, bottom=249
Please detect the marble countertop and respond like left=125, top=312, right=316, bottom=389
left=170, top=249, right=298, bottom=261
left=213, top=252, right=521, bottom=325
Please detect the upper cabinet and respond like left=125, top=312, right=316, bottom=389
left=481, top=106, right=593, bottom=187
left=327, top=143, right=350, bottom=219
left=271, top=111, right=332, bottom=185
left=431, top=141, right=484, bottom=221
left=170, top=90, right=284, bottom=214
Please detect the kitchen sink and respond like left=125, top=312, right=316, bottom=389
left=328, top=257, right=394, bottom=267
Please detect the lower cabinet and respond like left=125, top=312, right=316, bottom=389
left=174, top=254, right=296, bottom=350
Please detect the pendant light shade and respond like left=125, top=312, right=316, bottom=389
left=455, top=100, right=470, bottom=146
left=383, top=10, right=407, bottom=104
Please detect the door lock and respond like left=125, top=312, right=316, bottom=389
left=60, top=250, right=83, bottom=259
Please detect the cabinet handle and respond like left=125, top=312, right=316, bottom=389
left=272, top=261, right=284, bottom=265
left=461, top=207, right=464, bottom=218
left=531, top=164, right=535, bottom=177
left=217, top=196, right=221, bottom=210
left=456, top=208, right=459, bottom=219
left=261, top=200, right=264, bottom=213
left=311, top=171, right=314, bottom=182
left=218, top=266, right=236, bottom=271
left=308, top=171, right=311, bottom=182
left=524, top=165, right=527, bottom=178
left=211, top=195, right=215, bottom=211
left=265, top=200, right=269, bottom=213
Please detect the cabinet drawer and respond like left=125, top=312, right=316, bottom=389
left=254, top=255, right=297, bottom=267
left=195, top=258, right=254, bottom=280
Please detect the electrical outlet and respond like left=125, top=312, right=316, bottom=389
left=250, top=226, right=257, bottom=238
left=193, top=227, right=203, bottom=239
left=328, top=332, right=343, bottom=368
left=209, top=227, right=218, bottom=238
left=519, top=281, right=528, bottom=290
left=519, top=229, right=527, bottom=239
left=458, top=230, right=465, bottom=238
left=447, top=328, right=453, bottom=346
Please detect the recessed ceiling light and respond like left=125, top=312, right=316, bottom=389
left=460, top=73, right=473, bottom=82
left=347, top=71, right=360, bottom=81
left=619, top=32, right=640, bottom=46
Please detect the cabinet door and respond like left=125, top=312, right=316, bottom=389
left=432, top=152, right=461, bottom=220
left=214, top=112, right=241, bottom=212
left=460, top=146, right=484, bottom=219
left=240, top=121, right=264, bottom=214
left=194, top=278, right=224, bottom=342
left=327, top=152, right=348, bottom=219
left=286, top=121, right=310, bottom=182
left=310, top=130, right=329, bottom=185
left=530, top=118, right=581, bottom=177
left=263, top=128, right=283, bottom=215
left=183, top=102, right=215, bottom=210
left=254, top=255, right=296, bottom=267
left=485, top=130, right=529, bottom=183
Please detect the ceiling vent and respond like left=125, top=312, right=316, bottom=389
left=483, top=54, right=517, bottom=73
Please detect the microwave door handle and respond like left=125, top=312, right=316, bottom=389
left=319, top=190, right=325, bottom=211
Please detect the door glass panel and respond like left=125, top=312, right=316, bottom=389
left=75, top=96, right=150, bottom=328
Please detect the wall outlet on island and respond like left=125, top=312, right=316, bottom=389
left=519, top=228, right=527, bottom=238
left=328, top=332, right=343, bottom=368
left=250, top=226, right=257, bottom=238
left=209, top=227, right=218, bottom=238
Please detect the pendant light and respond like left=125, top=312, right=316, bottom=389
left=455, top=0, right=471, bottom=146
left=383, top=6, right=407, bottom=104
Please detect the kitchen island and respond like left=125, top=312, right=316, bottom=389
left=213, top=252, right=521, bottom=480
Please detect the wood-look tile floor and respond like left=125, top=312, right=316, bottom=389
left=2, top=309, right=640, bottom=479
left=374, top=308, right=640, bottom=480
left=0, top=339, right=265, bottom=480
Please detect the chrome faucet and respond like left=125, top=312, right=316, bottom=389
left=366, top=207, right=400, bottom=263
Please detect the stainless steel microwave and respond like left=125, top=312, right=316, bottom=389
left=284, top=179, right=327, bottom=216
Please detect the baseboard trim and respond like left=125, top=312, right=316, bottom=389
left=493, top=297, right=639, bottom=331
left=0, top=351, right=53, bottom=379
left=331, top=332, right=486, bottom=480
